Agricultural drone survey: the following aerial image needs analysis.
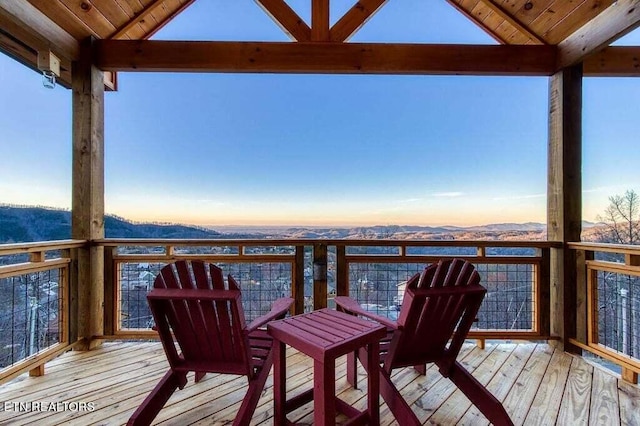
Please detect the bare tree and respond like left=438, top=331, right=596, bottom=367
left=594, top=190, right=640, bottom=358
left=596, top=189, right=640, bottom=245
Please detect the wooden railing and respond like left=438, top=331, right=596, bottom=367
left=0, top=240, right=86, bottom=383
left=569, top=242, right=640, bottom=384
left=97, top=239, right=558, bottom=343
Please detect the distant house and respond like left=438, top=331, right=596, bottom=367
left=139, top=271, right=154, bottom=282
left=395, top=279, right=409, bottom=306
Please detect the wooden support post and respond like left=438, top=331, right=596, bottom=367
left=72, top=37, right=105, bottom=350
left=313, top=243, right=328, bottom=310
left=476, top=339, right=485, bottom=350
left=294, top=245, right=305, bottom=315
left=548, top=64, right=583, bottom=354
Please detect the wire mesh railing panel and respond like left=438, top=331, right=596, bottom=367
left=595, top=271, right=640, bottom=359
left=0, top=268, right=63, bottom=369
left=474, top=263, right=535, bottom=331
left=347, top=262, right=536, bottom=331
left=219, top=262, right=293, bottom=321
left=117, top=260, right=295, bottom=330
left=347, top=263, right=425, bottom=321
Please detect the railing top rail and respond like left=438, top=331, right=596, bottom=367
left=568, top=241, right=640, bottom=255
left=96, top=238, right=561, bottom=248
left=0, top=239, right=88, bottom=256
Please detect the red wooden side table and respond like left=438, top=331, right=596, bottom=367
left=267, top=308, right=386, bottom=425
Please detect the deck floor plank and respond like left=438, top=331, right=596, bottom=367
left=457, top=342, right=537, bottom=426
left=522, top=347, right=573, bottom=426
left=500, top=344, right=555, bottom=426
left=557, top=355, right=594, bottom=425
left=0, top=341, right=634, bottom=425
left=618, top=377, right=640, bottom=426
left=426, top=343, right=515, bottom=425
left=589, top=366, right=621, bottom=426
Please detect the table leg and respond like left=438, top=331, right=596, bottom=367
left=273, top=341, right=286, bottom=424
left=367, top=341, right=380, bottom=425
left=314, top=358, right=335, bottom=426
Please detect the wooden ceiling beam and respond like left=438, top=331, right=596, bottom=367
left=95, top=40, right=557, bottom=75
left=558, top=0, right=640, bottom=68
left=0, top=0, right=78, bottom=61
left=477, top=0, right=546, bottom=44
left=330, top=0, right=388, bottom=42
left=312, top=0, right=330, bottom=41
left=110, top=0, right=165, bottom=40
left=583, top=46, right=640, bottom=76
left=254, top=0, right=311, bottom=41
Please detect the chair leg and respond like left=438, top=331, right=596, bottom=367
left=379, top=369, right=421, bottom=426
left=356, top=349, right=420, bottom=426
left=413, top=364, right=426, bottom=375
left=346, top=350, right=358, bottom=389
left=194, top=371, right=206, bottom=383
left=234, top=352, right=273, bottom=426
left=444, top=361, right=514, bottom=426
left=128, top=370, right=187, bottom=426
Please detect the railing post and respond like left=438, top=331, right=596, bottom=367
left=103, top=246, right=116, bottom=336
left=539, top=248, right=551, bottom=337
left=68, top=247, right=79, bottom=345
left=293, top=245, right=305, bottom=315
left=313, top=243, right=328, bottom=310
left=336, top=244, right=348, bottom=297
left=575, top=248, right=593, bottom=344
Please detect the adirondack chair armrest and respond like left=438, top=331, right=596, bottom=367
left=246, top=297, right=294, bottom=332
left=334, top=296, right=398, bottom=330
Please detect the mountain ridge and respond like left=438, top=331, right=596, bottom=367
left=0, top=204, right=600, bottom=243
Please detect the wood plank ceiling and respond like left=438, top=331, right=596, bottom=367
left=26, top=0, right=194, bottom=41
left=446, top=0, right=617, bottom=45
left=0, top=0, right=639, bottom=88
left=23, top=0, right=621, bottom=45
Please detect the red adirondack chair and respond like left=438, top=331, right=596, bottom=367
left=128, top=260, right=293, bottom=426
left=335, top=258, right=513, bottom=426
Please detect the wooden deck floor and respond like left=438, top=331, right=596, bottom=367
left=1, top=342, right=638, bottom=425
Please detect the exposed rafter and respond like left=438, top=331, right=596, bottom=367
left=254, top=0, right=311, bottom=41
left=558, top=0, right=640, bottom=68
left=330, top=0, right=388, bottom=42
left=478, top=0, right=546, bottom=45
left=95, top=40, right=557, bottom=75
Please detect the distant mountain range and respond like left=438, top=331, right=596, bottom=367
left=0, top=205, right=226, bottom=243
left=0, top=204, right=600, bottom=244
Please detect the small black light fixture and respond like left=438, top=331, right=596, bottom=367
left=524, top=2, right=534, bottom=11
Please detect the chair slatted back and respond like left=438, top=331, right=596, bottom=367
left=385, top=259, right=486, bottom=371
left=149, top=260, right=252, bottom=377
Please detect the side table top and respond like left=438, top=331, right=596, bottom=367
left=267, top=308, right=386, bottom=360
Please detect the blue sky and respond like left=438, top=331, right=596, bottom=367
left=1, top=0, right=639, bottom=227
